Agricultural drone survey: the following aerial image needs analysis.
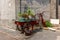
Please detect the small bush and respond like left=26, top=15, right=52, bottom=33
left=45, top=21, right=53, bottom=27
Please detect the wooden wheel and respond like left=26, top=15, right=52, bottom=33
left=16, top=25, right=21, bottom=31
left=24, top=24, right=33, bottom=36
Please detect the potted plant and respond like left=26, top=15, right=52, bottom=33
left=26, top=7, right=35, bottom=16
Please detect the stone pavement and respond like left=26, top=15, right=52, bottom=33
left=1, top=20, right=60, bottom=40
left=0, top=26, right=60, bottom=40
left=0, top=26, right=25, bottom=40
left=25, top=30, right=60, bottom=40
left=0, top=31, right=17, bottom=40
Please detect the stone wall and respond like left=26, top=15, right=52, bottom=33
left=50, top=0, right=56, bottom=19
left=0, top=0, right=16, bottom=30
left=0, top=0, right=53, bottom=20
left=15, top=0, right=20, bottom=19
left=0, top=0, right=58, bottom=29
left=50, top=0, right=60, bottom=19
left=0, top=0, right=16, bottom=20
left=21, top=0, right=50, bottom=20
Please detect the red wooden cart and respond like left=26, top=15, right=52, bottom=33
left=15, top=13, right=46, bottom=36
left=15, top=20, right=38, bottom=36
left=15, top=20, right=38, bottom=30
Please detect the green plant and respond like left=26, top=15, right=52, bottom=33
left=26, top=7, right=35, bottom=16
left=18, top=12, right=22, bottom=17
left=18, top=7, right=35, bottom=18
left=45, top=21, right=53, bottom=27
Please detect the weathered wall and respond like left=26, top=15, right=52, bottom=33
left=58, top=6, right=60, bottom=19
left=0, top=0, right=16, bottom=20
left=0, top=0, right=58, bottom=29
left=15, top=0, right=20, bottom=19
left=58, top=0, right=60, bottom=19
left=0, top=0, right=16, bottom=29
left=21, top=0, right=50, bottom=20
left=50, top=0, right=56, bottom=19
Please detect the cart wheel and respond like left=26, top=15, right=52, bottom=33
left=16, top=25, right=21, bottom=31
left=24, top=26, right=32, bottom=36
left=39, top=25, right=43, bottom=31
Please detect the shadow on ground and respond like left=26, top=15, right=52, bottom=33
left=24, top=29, right=60, bottom=40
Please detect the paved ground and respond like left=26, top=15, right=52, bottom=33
left=0, top=26, right=60, bottom=40
left=26, top=30, right=60, bottom=40
left=0, top=20, right=60, bottom=40
left=0, top=31, right=17, bottom=40
left=0, top=26, right=25, bottom=40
